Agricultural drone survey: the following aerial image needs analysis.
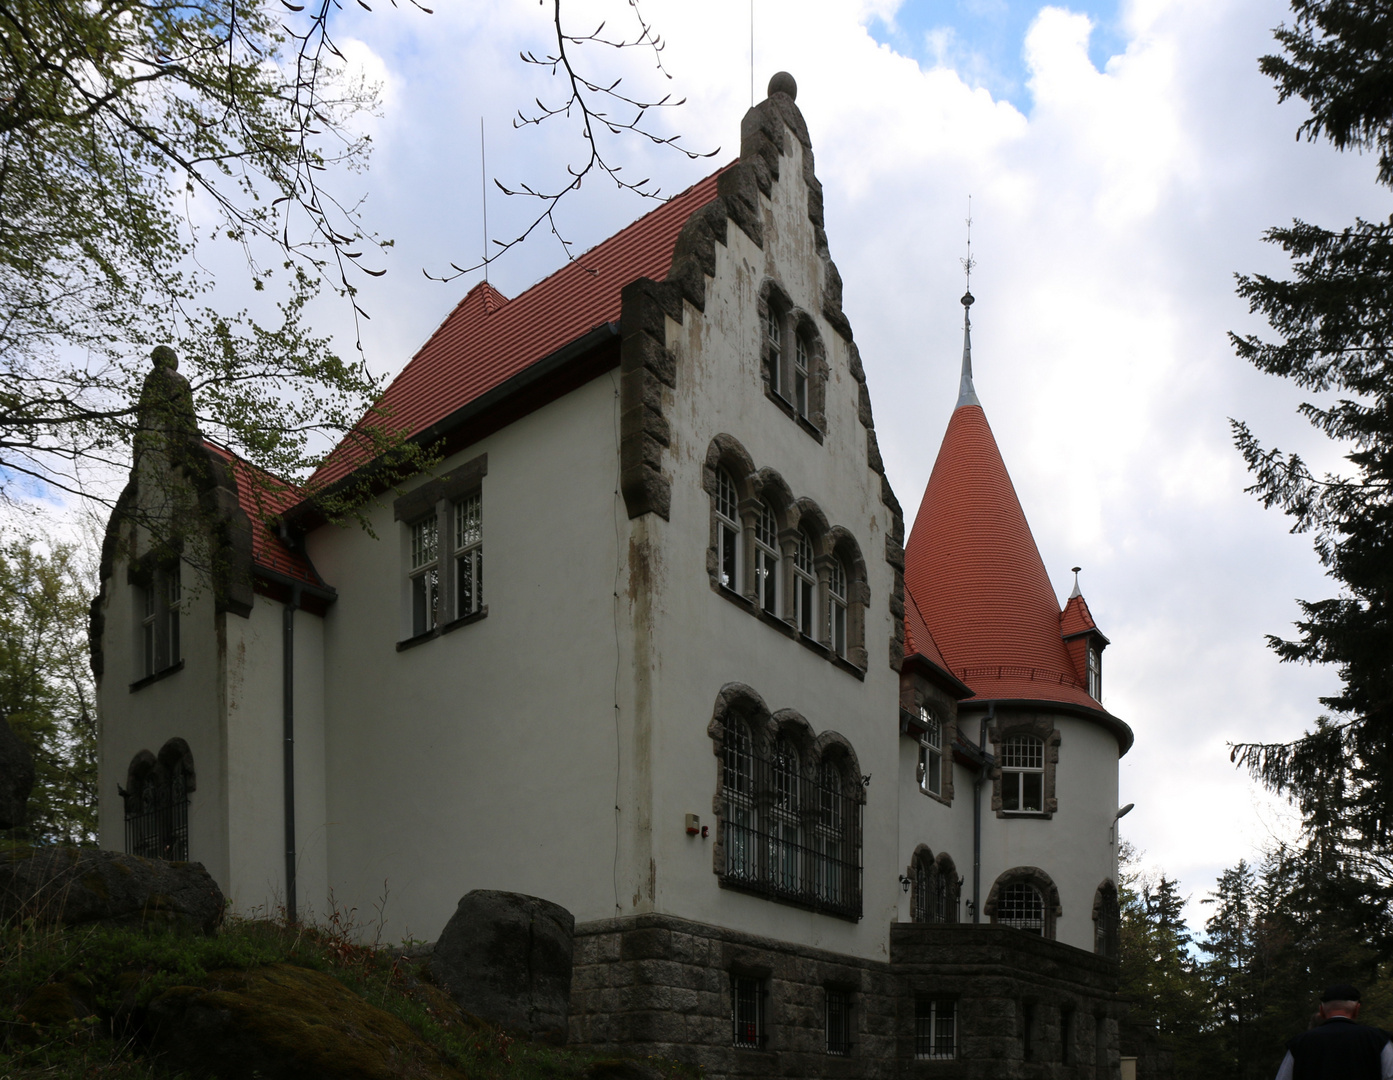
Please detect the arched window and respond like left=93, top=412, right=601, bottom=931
left=722, top=717, right=757, bottom=881
left=793, top=333, right=810, bottom=419
left=828, top=559, right=848, bottom=658
left=764, top=303, right=783, bottom=398
left=998, top=882, right=1046, bottom=934
left=716, top=469, right=742, bottom=591
left=770, top=737, right=801, bottom=892
left=793, top=530, right=816, bottom=637
left=918, top=706, right=943, bottom=797
left=754, top=501, right=779, bottom=616
left=913, top=857, right=931, bottom=923
left=816, top=761, right=845, bottom=906
left=121, top=739, right=194, bottom=861
left=1094, top=881, right=1120, bottom=958
left=1000, top=735, right=1045, bottom=813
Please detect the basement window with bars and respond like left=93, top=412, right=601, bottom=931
left=915, top=998, right=956, bottom=1060
left=732, top=975, right=765, bottom=1049
left=826, top=988, right=852, bottom=1055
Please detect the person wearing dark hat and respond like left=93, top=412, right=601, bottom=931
left=1273, top=983, right=1393, bottom=1079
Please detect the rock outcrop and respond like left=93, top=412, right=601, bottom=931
left=430, top=890, right=575, bottom=1044
left=0, top=711, right=34, bottom=828
left=0, top=847, right=224, bottom=934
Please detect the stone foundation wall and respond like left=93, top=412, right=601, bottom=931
left=570, top=914, right=1123, bottom=1080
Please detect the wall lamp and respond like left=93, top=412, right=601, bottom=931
left=899, top=874, right=912, bottom=894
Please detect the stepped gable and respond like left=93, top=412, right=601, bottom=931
left=903, top=403, right=1101, bottom=714
left=313, top=169, right=726, bottom=487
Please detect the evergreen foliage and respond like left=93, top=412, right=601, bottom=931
left=0, top=538, right=96, bottom=845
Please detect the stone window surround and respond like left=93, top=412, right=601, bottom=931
left=907, top=844, right=960, bottom=925
left=394, top=453, right=488, bottom=651
left=707, top=681, right=866, bottom=916
left=1092, top=879, right=1120, bottom=959
left=987, top=713, right=1061, bottom=818
left=984, top=865, right=1063, bottom=940
left=758, top=279, right=827, bottom=442
left=702, top=434, right=869, bottom=677
left=908, top=685, right=957, bottom=806
left=127, top=550, right=184, bottom=690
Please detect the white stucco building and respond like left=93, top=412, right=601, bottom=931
left=93, top=73, right=1133, bottom=1078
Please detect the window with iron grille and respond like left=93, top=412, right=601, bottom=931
left=914, top=998, right=956, bottom=1060
left=718, top=733, right=863, bottom=919
left=998, top=882, right=1046, bottom=934
left=410, top=516, right=439, bottom=636
left=716, top=470, right=741, bottom=591
left=732, top=975, right=764, bottom=1049
left=913, top=859, right=930, bottom=923
left=826, top=988, right=852, bottom=1055
left=754, top=502, right=779, bottom=616
left=793, top=530, right=816, bottom=637
left=918, top=706, right=942, bottom=797
left=122, top=746, right=192, bottom=861
left=454, top=493, right=483, bottom=618
left=1000, top=735, right=1044, bottom=812
left=827, top=559, right=847, bottom=658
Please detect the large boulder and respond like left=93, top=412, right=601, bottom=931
left=146, top=964, right=468, bottom=1080
left=0, top=710, right=34, bottom=828
left=429, top=890, right=575, bottom=1044
left=0, top=847, right=224, bottom=934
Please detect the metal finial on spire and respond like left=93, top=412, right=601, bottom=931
left=956, top=197, right=979, bottom=408
left=1070, top=566, right=1083, bottom=598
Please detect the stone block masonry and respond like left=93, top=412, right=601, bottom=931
left=570, top=913, right=1123, bottom=1080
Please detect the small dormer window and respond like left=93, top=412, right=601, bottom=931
left=1087, top=645, right=1101, bottom=699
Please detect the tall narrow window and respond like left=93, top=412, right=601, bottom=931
left=915, top=998, right=956, bottom=1060
left=1087, top=645, right=1101, bottom=699
left=732, top=975, right=764, bottom=1049
left=770, top=738, right=801, bottom=893
left=723, top=719, right=757, bottom=881
left=828, top=559, right=847, bottom=657
left=912, top=857, right=931, bottom=923
left=919, top=706, right=942, bottom=797
left=716, top=470, right=741, bottom=591
left=410, top=516, right=439, bottom=637
left=794, top=335, right=810, bottom=419
left=140, top=582, right=157, bottom=678
left=754, top=502, right=779, bottom=616
left=764, top=306, right=783, bottom=399
left=1000, top=735, right=1045, bottom=812
left=816, top=762, right=845, bottom=906
left=998, top=882, right=1046, bottom=934
left=454, top=493, right=483, bottom=618
left=793, top=531, right=816, bottom=636
left=934, top=865, right=952, bottom=923
left=825, top=988, right=852, bottom=1055
left=163, top=564, right=181, bottom=668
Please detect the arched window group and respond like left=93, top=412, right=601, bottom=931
left=760, top=283, right=827, bottom=435
left=705, top=436, right=868, bottom=670
left=909, top=846, right=960, bottom=924
left=711, top=684, right=864, bottom=919
left=119, top=738, right=195, bottom=861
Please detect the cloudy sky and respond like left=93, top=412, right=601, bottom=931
left=70, top=0, right=1383, bottom=925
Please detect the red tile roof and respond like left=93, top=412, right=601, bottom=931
left=313, top=169, right=727, bottom=487
left=204, top=441, right=324, bottom=588
left=1060, top=593, right=1101, bottom=639
left=904, top=591, right=953, bottom=676
left=903, top=404, right=1100, bottom=712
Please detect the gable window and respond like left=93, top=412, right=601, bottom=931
left=732, top=975, right=765, bottom=1049
left=828, top=559, right=848, bottom=658
left=454, top=493, right=483, bottom=618
left=794, top=334, right=810, bottom=419
left=915, top=998, right=956, bottom=1060
left=1087, top=645, right=1101, bottom=699
left=754, top=501, right=779, bottom=616
left=716, top=469, right=741, bottom=591
left=764, top=305, right=783, bottom=401
left=793, top=530, right=816, bottom=637
left=410, top=516, right=439, bottom=637
left=1000, top=735, right=1044, bottom=813
left=918, top=706, right=943, bottom=797
left=998, top=882, right=1046, bottom=934
left=826, top=988, right=852, bottom=1055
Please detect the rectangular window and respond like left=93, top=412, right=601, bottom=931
left=919, top=709, right=942, bottom=797
left=164, top=563, right=181, bottom=668
left=410, top=516, right=439, bottom=637
left=1087, top=646, right=1101, bottom=699
left=140, top=582, right=157, bottom=677
left=1023, top=1001, right=1036, bottom=1060
left=732, top=975, right=764, bottom=1049
left=914, top=998, right=956, bottom=1060
left=454, top=493, right=483, bottom=618
left=765, top=308, right=783, bottom=399
left=1062, top=1008, right=1075, bottom=1065
left=1001, top=736, right=1045, bottom=813
left=826, top=988, right=852, bottom=1055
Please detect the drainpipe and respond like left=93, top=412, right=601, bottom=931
left=283, top=584, right=301, bottom=923
left=972, top=703, right=996, bottom=924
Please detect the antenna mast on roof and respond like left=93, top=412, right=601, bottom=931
left=750, top=0, right=755, bottom=108
left=956, top=197, right=980, bottom=408
left=480, top=117, right=490, bottom=285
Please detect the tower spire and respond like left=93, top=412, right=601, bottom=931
left=956, top=197, right=979, bottom=408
